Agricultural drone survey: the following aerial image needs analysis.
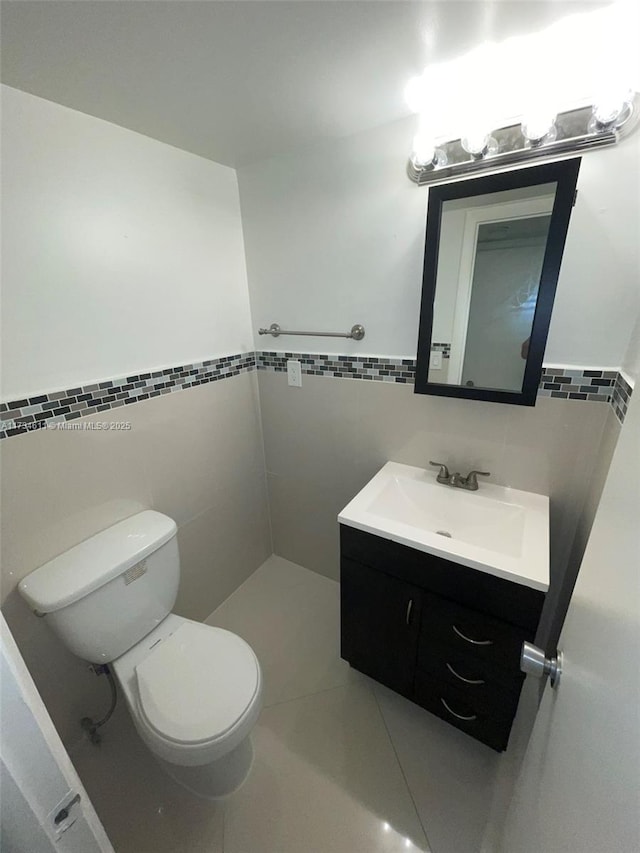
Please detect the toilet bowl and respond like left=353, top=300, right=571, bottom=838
left=112, top=613, right=263, bottom=798
left=18, top=510, right=263, bottom=800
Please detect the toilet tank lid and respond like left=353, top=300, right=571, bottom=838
left=18, top=511, right=177, bottom=613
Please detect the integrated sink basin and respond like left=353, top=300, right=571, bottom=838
left=338, top=461, right=549, bottom=591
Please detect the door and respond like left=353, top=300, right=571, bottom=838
left=460, top=214, right=552, bottom=390
left=499, top=389, right=640, bottom=852
left=448, top=196, right=554, bottom=390
left=0, top=613, right=113, bottom=853
left=341, top=558, right=422, bottom=696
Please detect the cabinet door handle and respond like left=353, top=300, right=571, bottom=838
left=406, top=599, right=413, bottom=625
left=440, top=698, right=477, bottom=722
left=452, top=624, right=494, bottom=646
left=446, top=662, right=486, bottom=685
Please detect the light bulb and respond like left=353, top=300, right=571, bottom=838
left=461, top=129, right=491, bottom=157
left=522, top=113, right=557, bottom=144
left=593, top=87, right=634, bottom=127
left=411, top=132, right=436, bottom=168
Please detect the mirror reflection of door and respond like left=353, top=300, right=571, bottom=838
left=460, top=211, right=552, bottom=390
left=428, top=184, right=556, bottom=392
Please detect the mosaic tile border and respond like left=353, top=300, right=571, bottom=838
left=257, top=352, right=632, bottom=425
left=1, top=351, right=632, bottom=439
left=430, top=342, right=451, bottom=359
left=612, top=372, right=632, bottom=424
left=537, top=366, right=633, bottom=424
left=537, top=367, right=618, bottom=401
left=257, top=351, right=416, bottom=383
left=0, top=352, right=255, bottom=439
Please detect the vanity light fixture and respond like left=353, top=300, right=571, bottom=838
left=407, top=98, right=637, bottom=185
left=405, top=2, right=639, bottom=184
left=407, top=96, right=638, bottom=186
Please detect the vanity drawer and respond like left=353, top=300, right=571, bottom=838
left=414, top=671, right=514, bottom=752
left=420, top=592, right=529, bottom=673
left=417, top=640, right=523, bottom=718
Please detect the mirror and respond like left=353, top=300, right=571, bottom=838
left=415, top=159, right=581, bottom=405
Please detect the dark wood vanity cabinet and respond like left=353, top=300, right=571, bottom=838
left=340, top=526, right=545, bottom=752
left=341, top=559, right=422, bottom=697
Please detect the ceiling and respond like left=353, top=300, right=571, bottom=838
left=0, top=1, right=605, bottom=168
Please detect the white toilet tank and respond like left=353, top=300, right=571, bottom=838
left=18, top=511, right=180, bottom=663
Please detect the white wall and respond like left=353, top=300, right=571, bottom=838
left=0, top=88, right=271, bottom=751
left=239, top=117, right=427, bottom=359
left=1, top=86, right=254, bottom=399
left=238, top=115, right=640, bottom=368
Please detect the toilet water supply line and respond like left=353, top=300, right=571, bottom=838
left=81, top=663, right=118, bottom=745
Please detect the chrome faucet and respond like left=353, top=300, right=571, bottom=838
left=429, top=461, right=490, bottom=491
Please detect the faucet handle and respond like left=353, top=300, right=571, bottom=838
left=465, top=470, right=490, bottom=490
left=429, top=461, right=450, bottom=481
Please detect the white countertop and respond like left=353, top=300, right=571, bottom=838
left=338, top=462, right=549, bottom=592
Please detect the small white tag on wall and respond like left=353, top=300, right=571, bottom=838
left=287, top=360, right=302, bottom=387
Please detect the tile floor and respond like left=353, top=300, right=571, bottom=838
left=71, top=556, right=502, bottom=853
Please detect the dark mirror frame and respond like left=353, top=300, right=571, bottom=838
left=414, top=158, right=581, bottom=406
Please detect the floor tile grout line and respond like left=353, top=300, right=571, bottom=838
left=371, top=687, right=436, bottom=853
left=204, top=557, right=339, bottom=626
left=261, top=676, right=371, bottom=713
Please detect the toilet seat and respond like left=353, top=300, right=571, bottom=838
left=135, top=621, right=260, bottom=746
left=112, top=614, right=263, bottom=767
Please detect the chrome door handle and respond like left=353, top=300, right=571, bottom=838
left=452, top=624, right=494, bottom=646
left=521, top=641, right=562, bottom=688
left=446, top=662, right=485, bottom=685
left=406, top=599, right=413, bottom=625
left=440, top=698, right=477, bottom=721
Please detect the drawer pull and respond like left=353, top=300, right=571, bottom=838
left=452, top=624, right=494, bottom=646
left=446, top=662, right=485, bottom=685
left=406, top=599, right=413, bottom=625
left=440, top=698, right=477, bottom=722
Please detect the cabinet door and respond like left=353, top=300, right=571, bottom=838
left=340, top=558, right=421, bottom=697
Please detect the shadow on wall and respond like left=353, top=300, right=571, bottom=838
left=536, top=405, right=622, bottom=655
left=1, top=590, right=106, bottom=748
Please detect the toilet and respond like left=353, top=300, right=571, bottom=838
left=18, top=510, right=263, bottom=799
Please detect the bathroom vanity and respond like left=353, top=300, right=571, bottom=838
left=338, top=462, right=549, bottom=751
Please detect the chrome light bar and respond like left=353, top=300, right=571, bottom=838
left=407, top=100, right=639, bottom=186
